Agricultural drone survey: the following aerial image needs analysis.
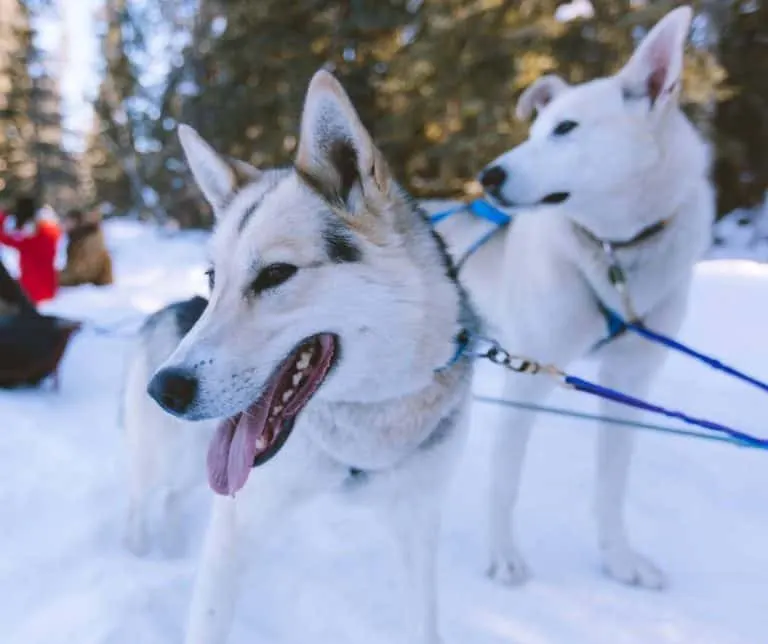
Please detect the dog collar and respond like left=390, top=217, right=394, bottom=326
left=575, top=217, right=671, bottom=251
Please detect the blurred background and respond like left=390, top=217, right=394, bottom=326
left=0, top=0, right=765, bottom=229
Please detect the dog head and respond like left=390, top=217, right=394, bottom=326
left=479, top=6, right=696, bottom=238
left=147, top=71, right=463, bottom=494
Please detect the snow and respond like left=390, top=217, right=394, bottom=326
left=1, top=218, right=767, bottom=644
left=712, top=200, right=768, bottom=262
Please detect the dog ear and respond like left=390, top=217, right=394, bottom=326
left=619, top=6, right=692, bottom=112
left=178, top=125, right=261, bottom=216
left=295, top=69, right=391, bottom=209
left=516, top=75, right=570, bottom=121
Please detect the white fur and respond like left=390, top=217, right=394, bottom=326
left=149, top=70, right=475, bottom=643
left=438, top=6, right=713, bottom=589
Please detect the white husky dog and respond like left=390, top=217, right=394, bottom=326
left=435, top=6, right=714, bottom=589
left=146, top=70, right=479, bottom=643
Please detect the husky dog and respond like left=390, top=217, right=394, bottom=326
left=123, top=295, right=212, bottom=556
left=146, top=70, right=478, bottom=644
left=436, top=6, right=714, bottom=589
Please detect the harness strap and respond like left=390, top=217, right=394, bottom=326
left=586, top=218, right=671, bottom=347
left=429, top=199, right=512, bottom=274
left=592, top=301, right=629, bottom=352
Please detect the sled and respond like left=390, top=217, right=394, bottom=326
left=0, top=260, right=81, bottom=389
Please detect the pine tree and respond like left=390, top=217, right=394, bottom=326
left=0, top=0, right=36, bottom=198
left=0, top=0, right=77, bottom=209
left=87, top=0, right=167, bottom=219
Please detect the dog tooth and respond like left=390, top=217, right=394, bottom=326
left=255, top=436, right=267, bottom=449
left=282, top=390, right=293, bottom=402
left=272, top=404, right=283, bottom=416
left=297, top=351, right=313, bottom=370
left=292, top=373, right=303, bottom=387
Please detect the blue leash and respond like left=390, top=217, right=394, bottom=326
left=564, top=375, right=768, bottom=448
left=618, top=315, right=768, bottom=395
left=457, top=334, right=768, bottom=451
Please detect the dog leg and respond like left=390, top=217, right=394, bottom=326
left=594, top=294, right=686, bottom=590
left=185, top=495, right=241, bottom=644
left=488, top=374, right=556, bottom=586
left=360, top=412, right=468, bottom=644
left=595, top=402, right=666, bottom=590
left=158, top=487, right=186, bottom=557
left=124, top=441, right=160, bottom=557
left=387, top=492, right=443, bottom=644
left=186, top=436, right=344, bottom=644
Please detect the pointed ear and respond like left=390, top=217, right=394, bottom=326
left=295, top=70, right=390, bottom=209
left=619, top=6, right=692, bottom=110
left=178, top=125, right=261, bottom=215
left=516, top=75, right=570, bottom=121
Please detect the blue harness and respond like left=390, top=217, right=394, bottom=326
left=429, top=199, right=512, bottom=273
left=429, top=199, right=626, bottom=345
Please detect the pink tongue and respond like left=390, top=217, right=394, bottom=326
left=207, top=399, right=271, bottom=496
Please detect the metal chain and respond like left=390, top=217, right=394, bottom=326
left=602, top=241, right=640, bottom=322
left=464, top=335, right=570, bottom=385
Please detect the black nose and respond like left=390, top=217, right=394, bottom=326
left=147, top=367, right=198, bottom=415
left=479, top=165, right=507, bottom=191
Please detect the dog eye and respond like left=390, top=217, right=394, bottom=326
left=553, top=120, right=578, bottom=136
left=251, top=263, right=298, bottom=295
left=205, top=268, right=215, bottom=291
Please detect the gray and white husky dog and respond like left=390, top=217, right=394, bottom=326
left=435, top=6, right=714, bottom=590
left=142, top=70, right=478, bottom=644
left=122, top=295, right=211, bottom=556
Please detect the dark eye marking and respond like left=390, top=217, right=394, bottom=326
left=250, top=263, right=298, bottom=295
left=205, top=268, right=215, bottom=291
left=324, top=221, right=361, bottom=263
left=553, top=120, right=578, bottom=136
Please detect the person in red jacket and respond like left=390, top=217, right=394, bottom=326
left=0, top=195, right=61, bottom=305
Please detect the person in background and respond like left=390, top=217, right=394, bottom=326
left=58, top=207, right=114, bottom=287
left=0, top=195, right=61, bottom=305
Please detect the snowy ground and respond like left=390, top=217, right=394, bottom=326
left=1, top=218, right=767, bottom=644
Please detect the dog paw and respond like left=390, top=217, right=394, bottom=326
left=486, top=553, right=531, bottom=586
left=601, top=548, right=667, bottom=590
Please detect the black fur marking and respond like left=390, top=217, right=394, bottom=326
left=411, top=196, right=485, bottom=340
left=294, top=140, right=359, bottom=206
left=324, top=220, right=362, bottom=263
left=236, top=177, right=282, bottom=233
left=173, top=296, right=209, bottom=336
left=295, top=166, right=342, bottom=208
left=411, top=198, right=459, bottom=283
left=237, top=202, right=259, bottom=233
left=330, top=139, right=359, bottom=202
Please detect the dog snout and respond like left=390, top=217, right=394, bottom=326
left=148, top=367, right=199, bottom=416
left=479, top=165, right=507, bottom=193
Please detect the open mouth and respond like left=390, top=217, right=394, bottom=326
left=540, top=192, right=570, bottom=205
left=207, top=333, right=338, bottom=496
left=485, top=190, right=570, bottom=208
